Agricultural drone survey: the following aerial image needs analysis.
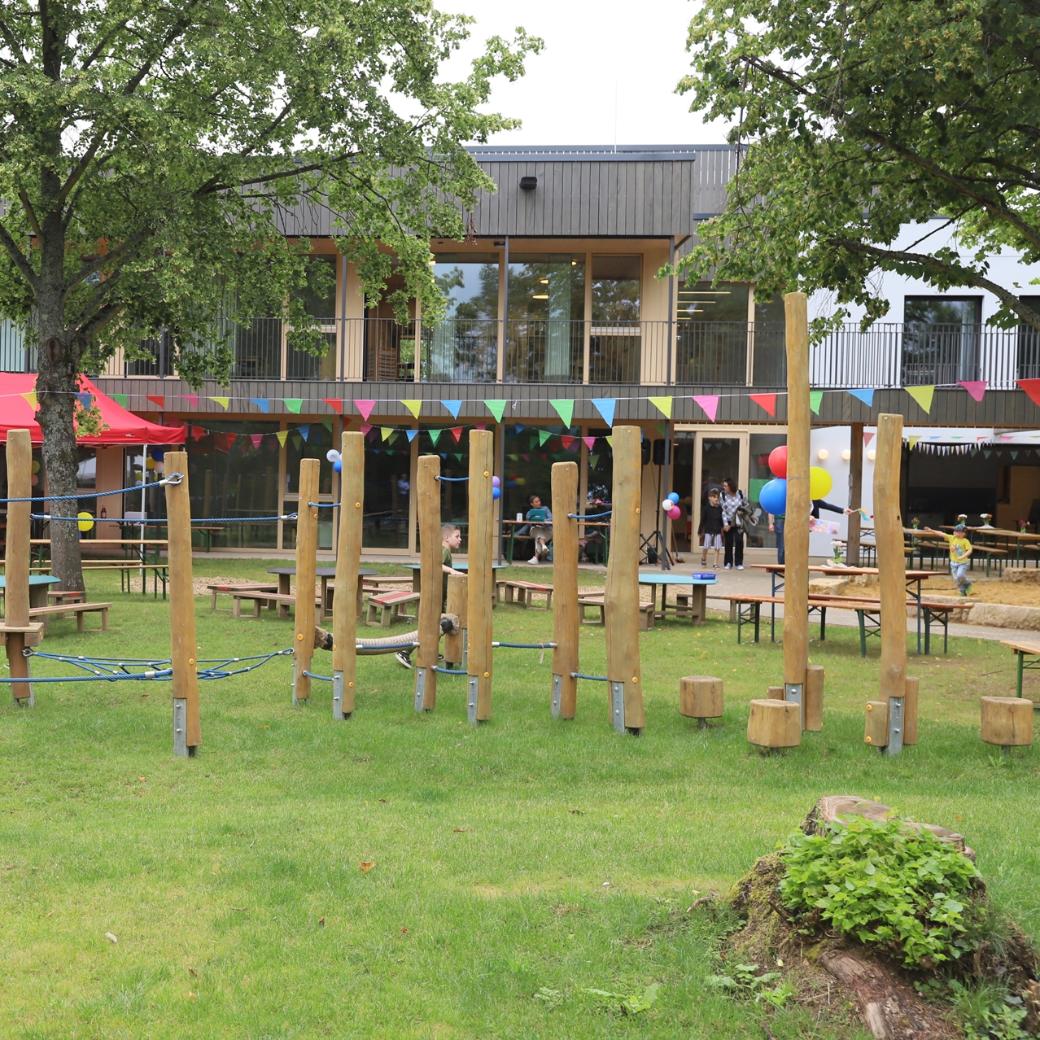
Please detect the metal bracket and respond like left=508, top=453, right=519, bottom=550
left=467, top=676, right=478, bottom=724
left=551, top=673, right=562, bottom=718
left=610, top=681, right=626, bottom=734
left=883, top=696, right=905, bottom=757
left=414, top=668, right=427, bottom=713
left=173, top=699, right=187, bottom=757
left=291, top=669, right=304, bottom=707
left=332, top=672, right=345, bottom=720
left=785, top=682, right=804, bottom=730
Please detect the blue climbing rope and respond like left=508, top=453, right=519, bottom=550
left=32, top=513, right=298, bottom=524
left=1, top=475, right=180, bottom=505
left=303, top=669, right=334, bottom=682
left=307, top=502, right=340, bottom=509
left=567, top=510, right=613, bottom=520
left=435, top=476, right=470, bottom=483
left=493, top=641, right=557, bottom=650
left=432, top=666, right=467, bottom=675
left=571, top=671, right=609, bottom=682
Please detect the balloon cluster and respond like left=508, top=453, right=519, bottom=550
left=326, top=448, right=343, bottom=473
left=660, top=491, right=681, bottom=521
left=492, top=475, right=501, bottom=500
left=758, top=445, right=833, bottom=516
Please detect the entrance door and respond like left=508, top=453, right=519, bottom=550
left=690, top=433, right=747, bottom=548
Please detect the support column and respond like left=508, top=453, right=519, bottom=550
left=292, top=459, right=319, bottom=705
left=847, top=422, right=864, bottom=565
left=415, top=454, right=441, bottom=713
left=333, top=432, right=363, bottom=719
left=550, top=461, right=579, bottom=719
left=466, top=430, right=495, bottom=723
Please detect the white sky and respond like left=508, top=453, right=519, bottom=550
left=436, top=0, right=731, bottom=147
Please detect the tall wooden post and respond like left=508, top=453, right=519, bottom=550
left=466, top=430, right=494, bottom=724
left=3, top=430, right=42, bottom=706
left=782, top=292, right=810, bottom=719
left=847, top=422, right=864, bottom=565
left=443, top=573, right=467, bottom=669
left=550, top=461, right=579, bottom=719
left=164, top=451, right=201, bottom=755
left=605, top=425, right=644, bottom=734
left=332, top=432, right=363, bottom=719
left=871, top=413, right=908, bottom=755
left=292, top=459, right=320, bottom=705
left=414, top=454, right=441, bottom=713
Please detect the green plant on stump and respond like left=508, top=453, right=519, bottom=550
left=779, top=817, right=981, bottom=969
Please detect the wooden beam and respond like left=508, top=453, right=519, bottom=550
left=847, top=422, right=864, bottom=565
left=467, top=430, right=494, bottom=723
left=415, top=454, right=441, bottom=712
left=550, top=461, right=579, bottom=720
left=333, top=432, right=364, bottom=719
left=292, top=459, right=320, bottom=705
left=4, top=430, right=35, bottom=705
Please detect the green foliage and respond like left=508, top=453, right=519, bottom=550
left=948, top=981, right=1031, bottom=1040
left=582, top=982, right=661, bottom=1015
left=707, top=963, right=793, bottom=1008
left=779, top=817, right=981, bottom=968
left=678, top=0, right=1040, bottom=331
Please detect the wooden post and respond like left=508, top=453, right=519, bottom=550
left=550, top=461, right=579, bottom=720
left=804, top=664, right=825, bottom=732
left=847, top=422, right=864, bottom=565
left=444, top=573, right=467, bottom=668
left=873, top=413, right=907, bottom=754
left=164, top=451, right=201, bottom=755
left=415, top=454, right=441, bottom=713
left=466, top=430, right=494, bottom=724
left=903, top=675, right=919, bottom=745
left=332, top=432, right=363, bottom=720
left=3, top=430, right=41, bottom=705
left=292, top=459, right=320, bottom=705
left=783, top=292, right=810, bottom=707
left=605, top=425, right=644, bottom=734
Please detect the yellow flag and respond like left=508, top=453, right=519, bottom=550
left=905, top=385, right=935, bottom=414
left=648, top=395, right=673, bottom=419
left=21, top=391, right=38, bottom=411
left=276, top=430, right=288, bottom=446
left=401, top=399, right=422, bottom=419
left=209, top=396, right=230, bottom=410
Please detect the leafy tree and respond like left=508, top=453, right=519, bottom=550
left=678, top=0, right=1040, bottom=334
left=0, top=0, right=538, bottom=586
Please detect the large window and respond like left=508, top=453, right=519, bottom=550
left=590, top=255, right=641, bottom=382
left=676, top=281, right=750, bottom=384
left=287, top=255, right=337, bottom=380
left=751, top=292, right=786, bottom=385
left=1016, top=296, right=1040, bottom=379
left=423, top=253, right=499, bottom=381
left=903, top=296, right=981, bottom=384
left=506, top=255, right=584, bottom=382
left=363, top=432, right=412, bottom=550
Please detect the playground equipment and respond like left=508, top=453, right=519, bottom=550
left=679, top=675, right=723, bottom=728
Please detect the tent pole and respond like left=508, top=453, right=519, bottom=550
left=140, top=444, right=148, bottom=592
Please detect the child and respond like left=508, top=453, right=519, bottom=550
left=699, top=489, right=724, bottom=568
left=396, top=524, right=464, bottom=668
left=924, top=521, right=974, bottom=596
left=524, top=495, right=552, bottom=564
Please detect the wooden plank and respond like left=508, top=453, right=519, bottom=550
left=415, top=453, right=441, bottom=711
left=847, top=422, right=864, bottom=565
left=292, top=458, right=320, bottom=704
left=551, top=461, right=579, bottom=719
left=5, top=430, right=33, bottom=702
left=333, top=431, right=364, bottom=718
left=875, top=414, right=907, bottom=713
left=467, top=430, right=495, bottom=722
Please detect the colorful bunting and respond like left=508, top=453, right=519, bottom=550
left=590, top=398, right=616, bottom=427
left=648, top=395, right=672, bottom=420
left=588, top=453, right=600, bottom=469
left=298, top=425, right=310, bottom=441
left=692, top=394, right=719, bottom=422
left=355, top=399, right=376, bottom=421
left=582, top=435, right=596, bottom=451
left=749, top=392, right=777, bottom=417
left=380, top=427, right=395, bottom=443
left=181, top=393, right=199, bottom=407
left=848, top=388, right=874, bottom=408
left=428, top=428, right=443, bottom=446
left=809, top=390, right=824, bottom=416
left=863, top=431, right=875, bottom=446
left=537, top=429, right=552, bottom=447
left=360, top=423, right=373, bottom=437
left=322, top=397, right=343, bottom=414
left=284, top=398, right=303, bottom=414
left=549, top=398, right=574, bottom=427
left=401, top=399, right=422, bottom=419
left=907, top=436, right=919, bottom=450
left=19, top=390, right=38, bottom=411
left=560, top=435, right=576, bottom=451
left=251, top=398, right=270, bottom=413
left=450, top=426, right=464, bottom=444
left=441, top=399, right=462, bottom=420
left=111, top=393, right=129, bottom=408
left=276, top=430, right=288, bottom=446
left=190, top=425, right=206, bottom=441
left=76, top=391, right=93, bottom=409
left=453, top=452, right=465, bottom=464
left=905, top=385, right=935, bottom=414
left=605, top=435, right=614, bottom=448
left=484, top=399, right=507, bottom=422
left=250, top=434, right=263, bottom=449
left=146, top=394, right=164, bottom=409
left=1018, top=380, right=1040, bottom=406
left=209, top=395, right=230, bottom=410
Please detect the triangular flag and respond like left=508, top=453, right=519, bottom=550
left=111, top=393, right=129, bottom=408
left=251, top=398, right=270, bottom=413
left=589, top=453, right=600, bottom=469
left=380, top=427, right=394, bottom=443
left=484, top=399, right=507, bottom=423
left=605, top=435, right=614, bottom=448
left=454, top=452, right=465, bottom=464
left=190, top=425, right=206, bottom=441
left=21, top=390, right=38, bottom=411
left=956, top=381, right=986, bottom=403
left=848, top=388, right=874, bottom=408
left=355, top=399, right=376, bottom=421
left=450, top=426, right=463, bottom=444
left=298, top=425, right=310, bottom=441
left=322, top=419, right=333, bottom=433
left=322, top=397, right=343, bottom=414
left=250, top=434, right=263, bottom=449
left=514, top=424, right=525, bottom=434
left=648, top=395, right=672, bottom=419
left=360, top=423, right=373, bottom=437
left=582, top=436, right=596, bottom=451
left=441, top=400, right=462, bottom=420
left=428, top=428, right=443, bottom=446
left=146, top=394, right=164, bottom=409
left=906, top=385, right=935, bottom=414
left=276, top=430, right=288, bottom=446
left=549, top=399, right=574, bottom=427
left=537, top=429, right=552, bottom=447
left=180, top=393, right=199, bottom=407
left=692, top=394, right=719, bottom=422
left=560, top=435, right=576, bottom=450
left=863, top=431, right=875, bottom=446
left=1018, top=380, right=1040, bottom=406
left=406, top=429, right=418, bottom=443
left=209, top=396, right=230, bottom=410
left=908, top=436, right=919, bottom=450
left=1011, top=450, right=1019, bottom=461
left=809, top=390, right=824, bottom=416
left=475, top=422, right=488, bottom=431
left=76, top=391, right=93, bottom=409
left=284, top=398, right=303, bottom=414
left=749, top=392, right=777, bottom=417
left=590, top=398, right=616, bottom=427
left=401, top=399, right=422, bottom=420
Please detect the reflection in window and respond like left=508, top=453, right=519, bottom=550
left=1017, top=296, right=1040, bottom=379
left=903, top=296, right=981, bottom=384
left=363, top=432, right=412, bottom=550
left=751, top=291, right=786, bottom=385
left=285, top=422, right=334, bottom=496
left=506, top=255, right=584, bottom=382
left=676, top=281, right=750, bottom=384
left=287, top=256, right=337, bottom=379
left=423, top=254, right=499, bottom=382
left=590, top=256, right=641, bottom=382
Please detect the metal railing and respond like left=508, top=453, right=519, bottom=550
left=3, top=315, right=1039, bottom=390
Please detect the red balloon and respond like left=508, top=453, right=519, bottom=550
left=768, top=445, right=788, bottom=478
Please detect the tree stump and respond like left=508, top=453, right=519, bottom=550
left=679, top=675, right=723, bottom=727
left=747, top=699, right=800, bottom=750
left=981, top=697, right=1033, bottom=748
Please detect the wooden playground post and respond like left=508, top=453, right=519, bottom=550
left=872, top=413, right=908, bottom=754
left=164, top=450, right=201, bottom=755
left=415, top=454, right=441, bottom=713
left=443, top=573, right=467, bottom=668
left=605, top=425, right=644, bottom=734
left=332, top=432, right=363, bottom=720
left=550, top=460, right=579, bottom=720
left=2, top=430, right=42, bottom=706
left=292, top=458, right=320, bottom=706
left=783, top=291, right=810, bottom=720
left=466, top=430, right=494, bottom=724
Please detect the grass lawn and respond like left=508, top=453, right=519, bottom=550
left=2, top=559, right=1038, bottom=1039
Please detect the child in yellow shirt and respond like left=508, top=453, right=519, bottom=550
left=924, top=522, right=973, bottom=595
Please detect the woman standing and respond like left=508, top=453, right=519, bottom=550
left=720, top=477, right=746, bottom=570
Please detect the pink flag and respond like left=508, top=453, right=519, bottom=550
left=863, top=431, right=875, bottom=446
left=250, top=434, right=263, bottom=449
left=355, top=399, right=376, bottom=421
left=359, top=423, right=372, bottom=437
left=582, top=435, right=596, bottom=450
left=958, top=381, right=986, bottom=403
left=691, top=394, right=720, bottom=422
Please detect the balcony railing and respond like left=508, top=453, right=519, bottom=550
left=3, top=315, right=1040, bottom=390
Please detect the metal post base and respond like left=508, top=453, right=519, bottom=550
left=414, top=668, right=428, bottom=713
left=332, top=672, right=351, bottom=720
left=610, top=681, right=626, bottom=734
left=14, top=690, right=34, bottom=708
left=467, top=676, right=478, bottom=724
left=784, top=682, right=804, bottom=730
left=882, top=696, right=905, bottom=757
left=291, top=669, right=306, bottom=707
left=173, top=699, right=190, bottom=757
left=551, top=673, right=562, bottom=718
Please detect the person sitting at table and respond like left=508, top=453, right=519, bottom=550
left=524, top=495, right=552, bottom=565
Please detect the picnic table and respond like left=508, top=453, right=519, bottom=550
left=501, top=519, right=611, bottom=563
left=404, top=561, right=505, bottom=601
left=266, top=565, right=348, bottom=619
left=637, top=572, right=717, bottom=624
left=1001, top=640, right=1040, bottom=700
left=0, top=574, right=61, bottom=609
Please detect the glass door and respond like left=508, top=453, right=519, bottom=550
left=689, top=432, right=748, bottom=551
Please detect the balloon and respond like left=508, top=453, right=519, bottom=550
left=146, top=457, right=156, bottom=470
left=768, top=445, right=788, bottom=478
left=667, top=505, right=681, bottom=520
left=492, top=475, right=501, bottom=487
left=759, top=478, right=787, bottom=516
left=326, top=449, right=340, bottom=463
left=492, top=486, right=501, bottom=500
left=660, top=499, right=672, bottom=512
left=31, top=459, right=40, bottom=474
left=667, top=491, right=680, bottom=504
left=77, top=511, right=95, bottom=533
left=332, top=458, right=342, bottom=473
left=809, top=466, right=833, bottom=500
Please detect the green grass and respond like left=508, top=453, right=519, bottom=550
left=2, top=560, right=1037, bottom=1039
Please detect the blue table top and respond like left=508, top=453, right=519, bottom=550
left=0, top=575, right=61, bottom=588
left=637, top=572, right=717, bottom=586
left=405, top=562, right=504, bottom=571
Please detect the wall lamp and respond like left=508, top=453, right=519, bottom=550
left=519, top=175, right=537, bottom=191
left=817, top=448, right=829, bottom=462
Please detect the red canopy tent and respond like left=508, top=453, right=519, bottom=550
left=0, top=374, right=185, bottom=444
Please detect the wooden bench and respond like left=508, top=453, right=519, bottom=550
left=48, top=589, right=85, bottom=605
left=577, top=593, right=655, bottom=631
left=366, top=589, right=421, bottom=628
left=362, top=575, right=413, bottom=593
left=228, top=590, right=322, bottom=619
left=51, top=560, right=169, bottom=598
left=496, top=579, right=554, bottom=609
left=28, top=601, right=110, bottom=632
left=1001, top=640, right=1040, bottom=701
left=207, top=582, right=278, bottom=611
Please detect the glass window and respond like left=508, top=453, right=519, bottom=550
left=287, top=256, right=337, bottom=379
left=590, top=255, right=641, bottom=382
left=285, top=422, right=334, bottom=497
left=676, top=281, right=750, bottom=384
left=363, top=432, right=412, bottom=550
left=423, top=253, right=499, bottom=382
left=903, top=295, right=981, bottom=384
left=1017, top=295, right=1040, bottom=379
left=748, top=434, right=787, bottom=551
left=506, top=255, right=584, bottom=382
left=233, top=317, right=282, bottom=379
left=751, top=291, right=786, bottom=385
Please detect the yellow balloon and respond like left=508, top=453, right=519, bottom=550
left=809, top=466, right=833, bottom=500
left=77, top=511, right=95, bottom=533
left=31, top=459, right=40, bottom=474
left=146, top=457, right=156, bottom=470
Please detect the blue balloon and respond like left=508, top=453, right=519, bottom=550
left=667, top=491, right=680, bottom=504
left=758, top=478, right=787, bottom=516
left=492, top=486, right=501, bottom=500
left=332, top=458, right=342, bottom=473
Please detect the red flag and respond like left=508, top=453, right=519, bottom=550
left=146, top=394, right=165, bottom=409
left=322, top=397, right=344, bottom=414
left=190, top=425, right=206, bottom=441
left=450, top=426, right=464, bottom=443
left=1019, top=379, right=1040, bottom=406
left=749, top=392, right=777, bottom=417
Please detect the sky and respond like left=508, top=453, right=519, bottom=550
left=435, top=0, right=731, bottom=147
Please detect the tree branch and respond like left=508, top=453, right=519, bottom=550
left=0, top=222, right=38, bottom=290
